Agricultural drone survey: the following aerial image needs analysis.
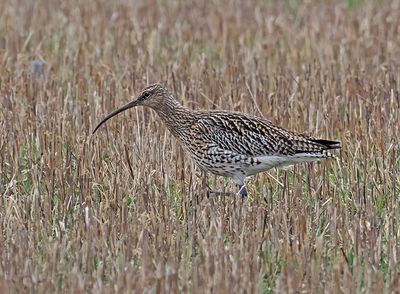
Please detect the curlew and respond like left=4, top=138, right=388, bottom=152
left=93, top=84, right=340, bottom=198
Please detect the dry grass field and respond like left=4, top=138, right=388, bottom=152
left=1, top=0, right=399, bottom=292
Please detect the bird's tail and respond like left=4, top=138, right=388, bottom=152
left=310, top=139, right=341, bottom=150
left=293, top=138, right=341, bottom=159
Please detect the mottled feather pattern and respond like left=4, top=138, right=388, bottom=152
left=192, top=111, right=337, bottom=157
left=94, top=84, right=340, bottom=197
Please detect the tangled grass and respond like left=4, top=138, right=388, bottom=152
left=0, top=0, right=399, bottom=292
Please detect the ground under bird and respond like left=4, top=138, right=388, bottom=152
left=93, top=84, right=340, bottom=198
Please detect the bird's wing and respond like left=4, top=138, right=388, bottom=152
left=193, top=111, right=339, bottom=157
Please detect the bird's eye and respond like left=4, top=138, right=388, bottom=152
left=142, top=92, right=150, bottom=99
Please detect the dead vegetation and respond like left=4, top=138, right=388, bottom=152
left=0, top=0, right=399, bottom=292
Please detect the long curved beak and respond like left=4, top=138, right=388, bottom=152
left=92, top=100, right=138, bottom=134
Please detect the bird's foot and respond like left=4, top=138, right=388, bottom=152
left=237, top=185, right=248, bottom=198
left=208, top=190, right=235, bottom=197
left=204, top=184, right=234, bottom=197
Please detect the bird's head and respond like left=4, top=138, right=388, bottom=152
left=92, top=83, right=168, bottom=133
left=134, top=83, right=169, bottom=108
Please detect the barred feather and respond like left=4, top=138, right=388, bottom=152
left=94, top=84, right=341, bottom=197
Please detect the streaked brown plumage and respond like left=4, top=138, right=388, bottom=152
left=93, top=83, right=340, bottom=197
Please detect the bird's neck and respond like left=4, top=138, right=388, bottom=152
left=152, top=95, right=194, bottom=138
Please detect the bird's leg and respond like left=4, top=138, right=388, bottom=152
left=237, top=184, right=248, bottom=198
left=199, top=171, right=234, bottom=197
left=205, top=183, right=234, bottom=197
left=234, top=175, right=248, bottom=198
left=200, top=170, right=208, bottom=196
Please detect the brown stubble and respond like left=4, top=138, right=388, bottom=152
left=0, top=0, right=400, bottom=292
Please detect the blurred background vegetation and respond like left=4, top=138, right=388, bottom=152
left=0, top=0, right=399, bottom=292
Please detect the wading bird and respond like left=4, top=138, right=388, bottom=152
left=93, top=84, right=340, bottom=198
